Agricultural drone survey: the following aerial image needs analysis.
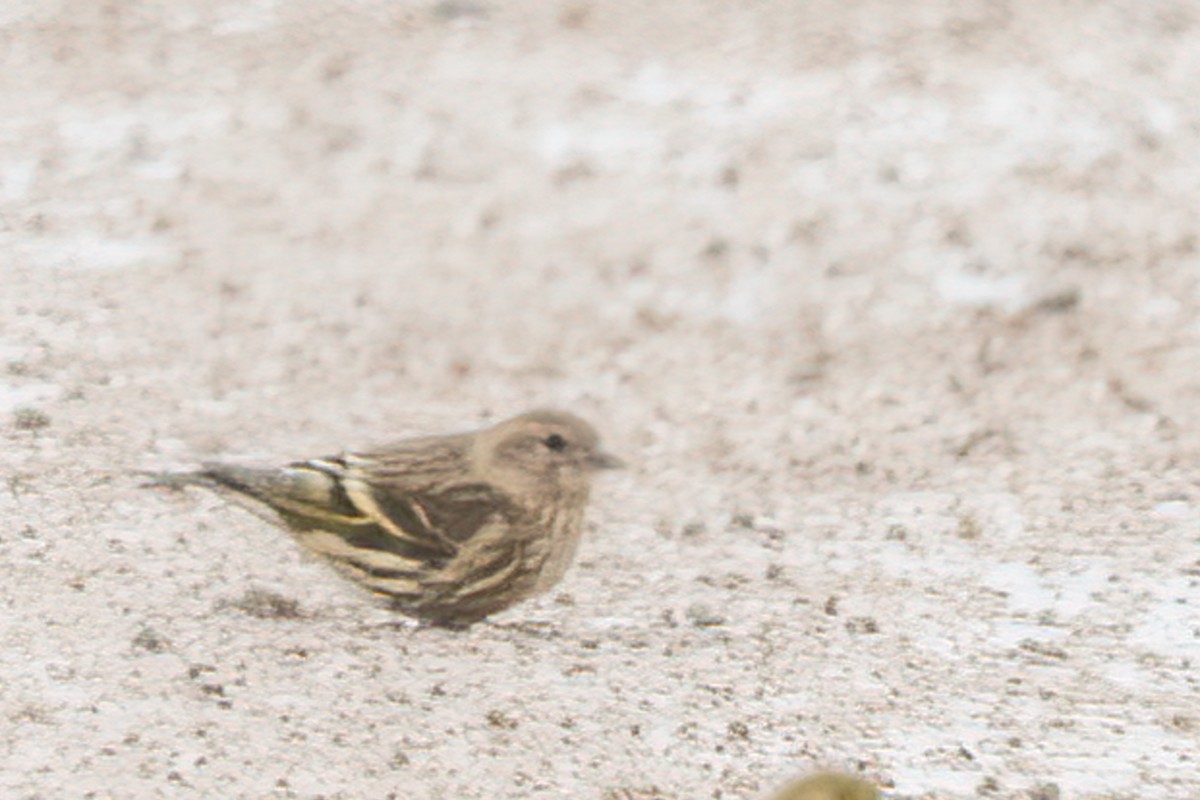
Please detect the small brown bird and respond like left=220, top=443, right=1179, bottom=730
left=150, top=409, right=622, bottom=627
left=768, top=773, right=880, bottom=800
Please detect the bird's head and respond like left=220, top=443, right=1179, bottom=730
left=476, top=409, right=623, bottom=500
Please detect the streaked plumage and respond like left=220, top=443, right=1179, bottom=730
left=149, top=409, right=621, bottom=627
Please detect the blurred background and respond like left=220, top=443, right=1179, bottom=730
left=2, top=2, right=1198, bottom=798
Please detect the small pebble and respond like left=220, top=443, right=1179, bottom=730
left=13, top=407, right=50, bottom=430
left=685, top=603, right=726, bottom=627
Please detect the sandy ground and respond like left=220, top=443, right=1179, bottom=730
left=2, top=1, right=1199, bottom=798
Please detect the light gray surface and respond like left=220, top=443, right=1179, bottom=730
left=2, top=2, right=1198, bottom=798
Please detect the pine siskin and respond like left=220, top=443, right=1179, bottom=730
left=768, top=773, right=880, bottom=800
left=149, top=409, right=622, bottom=627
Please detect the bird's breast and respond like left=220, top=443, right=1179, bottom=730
left=524, top=502, right=586, bottom=594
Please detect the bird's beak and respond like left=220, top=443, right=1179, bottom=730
left=585, top=450, right=625, bottom=470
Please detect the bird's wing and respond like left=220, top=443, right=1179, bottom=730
left=197, top=456, right=471, bottom=561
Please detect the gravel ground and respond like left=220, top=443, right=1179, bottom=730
left=2, top=2, right=1199, bottom=798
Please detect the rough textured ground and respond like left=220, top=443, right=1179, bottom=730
left=2, top=2, right=1199, bottom=798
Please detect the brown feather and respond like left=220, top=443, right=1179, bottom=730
left=150, top=409, right=620, bottom=627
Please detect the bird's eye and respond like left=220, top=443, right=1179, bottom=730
left=543, top=433, right=568, bottom=452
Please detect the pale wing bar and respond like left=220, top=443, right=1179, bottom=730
left=201, top=458, right=460, bottom=559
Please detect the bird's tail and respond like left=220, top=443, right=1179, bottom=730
left=140, top=463, right=282, bottom=496
left=141, top=460, right=370, bottom=526
left=140, top=464, right=288, bottom=525
left=138, top=468, right=220, bottom=491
